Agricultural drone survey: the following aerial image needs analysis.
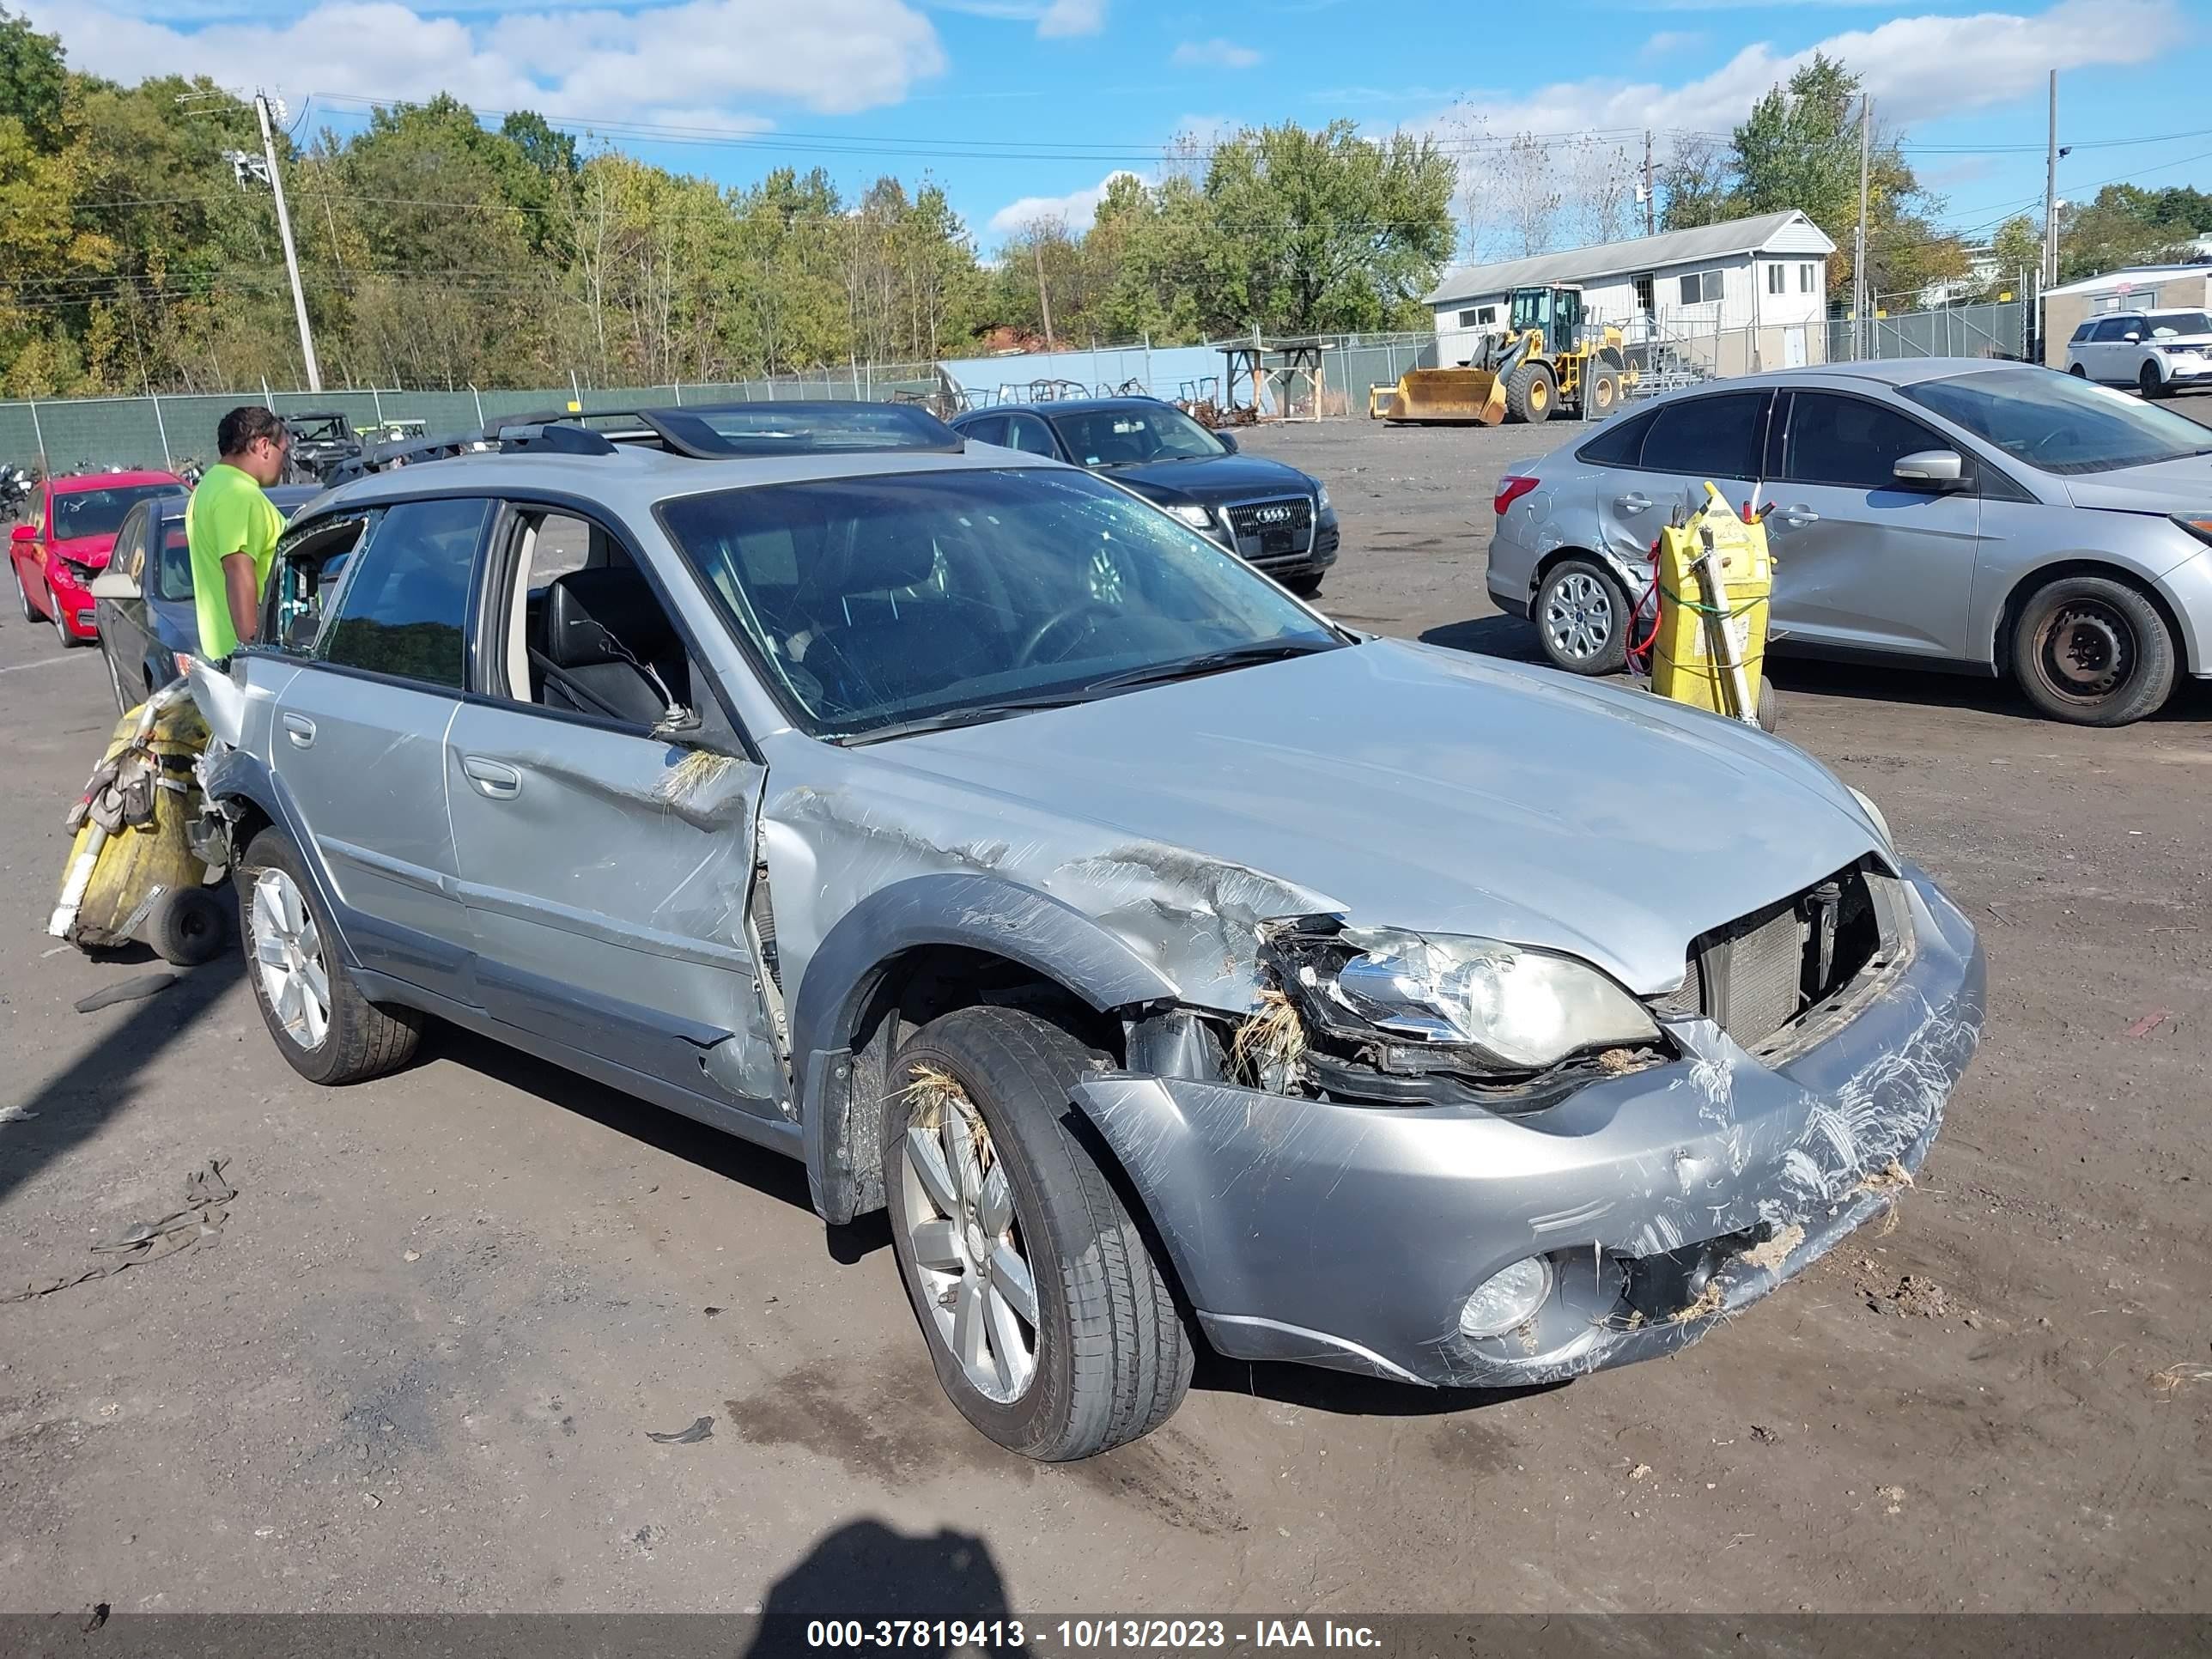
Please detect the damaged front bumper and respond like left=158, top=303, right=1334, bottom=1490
left=1073, top=866, right=1984, bottom=1389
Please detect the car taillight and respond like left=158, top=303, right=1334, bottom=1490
left=1494, top=475, right=1540, bottom=517
left=173, top=652, right=195, bottom=678
left=2173, top=514, right=2212, bottom=549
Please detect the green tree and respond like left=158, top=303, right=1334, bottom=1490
left=2057, top=184, right=2212, bottom=283
left=0, top=6, right=64, bottom=151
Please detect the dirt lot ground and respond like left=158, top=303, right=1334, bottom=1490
left=1, top=407, right=2208, bottom=1618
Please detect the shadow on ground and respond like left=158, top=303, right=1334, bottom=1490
left=0, top=951, right=242, bottom=1209
left=1192, top=1349, right=1555, bottom=1419
left=744, top=1518, right=1011, bottom=1651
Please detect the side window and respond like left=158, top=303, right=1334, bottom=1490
left=319, top=498, right=488, bottom=687
left=155, top=517, right=194, bottom=601
left=1678, top=270, right=1722, bottom=307
left=495, top=507, right=737, bottom=744
left=1800, top=263, right=1817, bottom=293
left=1781, top=392, right=1952, bottom=491
left=1637, top=392, right=1769, bottom=479
left=2092, top=318, right=2130, bottom=343
left=959, top=415, right=1007, bottom=447
left=1766, top=262, right=1784, bottom=295
left=110, top=507, right=147, bottom=585
left=1577, top=407, right=1656, bottom=466
left=2069, top=321, right=2096, bottom=343
left=1003, top=414, right=1055, bottom=455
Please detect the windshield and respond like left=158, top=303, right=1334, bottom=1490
left=1048, top=405, right=1226, bottom=466
left=1903, top=367, right=2212, bottom=476
left=52, top=483, right=182, bottom=541
left=659, top=467, right=1340, bottom=740
left=2148, top=312, right=2212, bottom=337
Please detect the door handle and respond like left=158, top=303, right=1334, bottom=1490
left=460, top=756, right=523, bottom=799
left=281, top=712, right=315, bottom=747
left=1777, top=505, right=1820, bottom=527
left=1617, top=493, right=1652, bottom=514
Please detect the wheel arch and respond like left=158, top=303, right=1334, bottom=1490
left=1533, top=542, right=1641, bottom=599
left=793, top=873, right=1179, bottom=1224
left=1991, top=556, right=2197, bottom=677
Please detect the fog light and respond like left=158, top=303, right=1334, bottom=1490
left=1458, top=1255, right=1553, bottom=1339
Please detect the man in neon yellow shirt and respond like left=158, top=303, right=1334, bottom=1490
left=186, top=406, right=289, bottom=660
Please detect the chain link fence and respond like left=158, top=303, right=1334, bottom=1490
left=0, top=366, right=940, bottom=475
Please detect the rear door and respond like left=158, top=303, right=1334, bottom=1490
left=1591, top=389, right=1772, bottom=562
left=1764, top=388, right=1980, bottom=659
left=266, top=496, right=489, bottom=1005
left=2087, top=317, right=2136, bottom=383
left=442, top=501, right=784, bottom=1117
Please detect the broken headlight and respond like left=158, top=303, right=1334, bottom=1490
left=1319, top=928, right=1657, bottom=1072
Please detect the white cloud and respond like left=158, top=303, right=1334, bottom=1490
left=1036, top=0, right=1105, bottom=37
left=1640, top=28, right=1705, bottom=57
left=1170, top=38, right=1261, bottom=69
left=986, top=169, right=1137, bottom=236
left=27, top=0, right=946, bottom=120
left=1435, top=0, right=2179, bottom=143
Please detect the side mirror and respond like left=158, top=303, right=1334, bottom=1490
left=1215, top=430, right=1238, bottom=453
left=2123, top=332, right=2142, bottom=343
left=1893, top=449, right=1966, bottom=489
left=89, top=566, right=140, bottom=600
left=9, top=523, right=35, bottom=544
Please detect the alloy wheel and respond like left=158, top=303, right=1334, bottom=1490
left=1543, top=571, right=1615, bottom=663
left=248, top=867, right=331, bottom=1049
left=899, top=1075, right=1039, bottom=1403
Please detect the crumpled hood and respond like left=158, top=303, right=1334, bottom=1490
left=2063, top=453, right=2212, bottom=515
left=866, top=638, right=1887, bottom=997
left=49, top=533, right=117, bottom=569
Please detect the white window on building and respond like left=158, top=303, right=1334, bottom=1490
left=1800, top=262, right=1818, bottom=293
left=1678, top=269, right=1723, bottom=306
left=1457, top=305, right=1498, bottom=327
left=1766, top=262, right=1785, bottom=295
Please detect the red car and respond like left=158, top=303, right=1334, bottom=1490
left=11, top=470, right=187, bottom=646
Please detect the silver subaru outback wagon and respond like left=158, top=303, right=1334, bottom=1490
left=191, top=401, right=1984, bottom=1461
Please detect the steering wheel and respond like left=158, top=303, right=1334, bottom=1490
left=1014, top=602, right=1121, bottom=668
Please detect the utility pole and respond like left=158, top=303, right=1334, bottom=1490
left=2042, top=69, right=2060, bottom=289
left=1642, top=130, right=1656, bottom=238
left=1033, top=234, right=1054, bottom=350
left=1854, top=94, right=1873, bottom=362
left=254, top=92, right=322, bottom=392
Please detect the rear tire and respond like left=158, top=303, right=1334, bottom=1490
left=13, top=560, right=34, bottom=622
left=238, top=827, right=423, bottom=1084
left=1534, top=556, right=1629, bottom=675
left=1505, top=362, right=1556, bottom=425
left=148, top=885, right=227, bottom=967
left=1756, top=673, right=1781, bottom=733
left=2068, top=364, right=2087, bottom=378
left=2010, top=574, right=2175, bottom=726
left=883, top=1005, right=1193, bottom=1461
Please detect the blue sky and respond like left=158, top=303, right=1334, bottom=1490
left=29, top=0, right=2212, bottom=264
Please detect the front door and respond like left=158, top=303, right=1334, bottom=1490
left=444, top=503, right=784, bottom=1116
left=265, top=496, right=490, bottom=1004
left=1764, top=389, right=1980, bottom=659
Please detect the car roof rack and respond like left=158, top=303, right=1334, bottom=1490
left=484, top=401, right=966, bottom=458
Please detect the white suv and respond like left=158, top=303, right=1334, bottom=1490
left=2066, top=307, right=2212, bottom=398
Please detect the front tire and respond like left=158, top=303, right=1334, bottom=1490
left=884, top=1006, right=1192, bottom=1461
left=2011, top=575, right=2176, bottom=726
left=238, top=827, right=423, bottom=1083
left=1505, top=362, right=1555, bottom=424
left=1534, top=556, right=1630, bottom=675
left=1586, top=368, right=1623, bottom=418
left=50, top=585, right=80, bottom=647
left=2138, top=361, right=2166, bottom=399
left=1283, top=571, right=1325, bottom=599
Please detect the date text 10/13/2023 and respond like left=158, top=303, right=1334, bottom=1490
left=804, top=1620, right=1384, bottom=1650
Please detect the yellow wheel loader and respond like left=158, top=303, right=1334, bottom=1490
left=1370, top=284, right=1635, bottom=426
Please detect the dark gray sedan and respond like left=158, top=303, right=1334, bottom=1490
left=1487, top=360, right=2212, bottom=725
left=93, top=484, right=320, bottom=710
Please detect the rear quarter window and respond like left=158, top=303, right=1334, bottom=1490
left=1576, top=408, right=1654, bottom=466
